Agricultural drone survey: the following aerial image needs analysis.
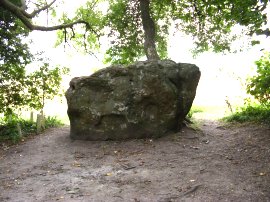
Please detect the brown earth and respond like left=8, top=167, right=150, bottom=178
left=0, top=119, right=269, bottom=202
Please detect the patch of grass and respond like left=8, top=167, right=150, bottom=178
left=185, top=106, right=205, bottom=131
left=223, top=104, right=270, bottom=124
left=0, top=116, right=64, bottom=143
left=187, top=106, right=204, bottom=119
left=45, top=116, right=65, bottom=128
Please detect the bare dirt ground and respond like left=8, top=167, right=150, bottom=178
left=0, top=119, right=269, bottom=202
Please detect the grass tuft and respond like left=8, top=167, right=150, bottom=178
left=187, top=106, right=204, bottom=119
left=223, top=104, right=270, bottom=124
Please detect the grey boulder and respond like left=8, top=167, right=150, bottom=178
left=66, top=60, right=200, bottom=140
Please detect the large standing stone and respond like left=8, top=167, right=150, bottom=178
left=66, top=60, right=200, bottom=140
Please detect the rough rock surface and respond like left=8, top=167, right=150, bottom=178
left=66, top=60, right=200, bottom=140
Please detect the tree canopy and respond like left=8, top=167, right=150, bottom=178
left=0, top=0, right=32, bottom=114
left=0, top=0, right=69, bottom=115
left=56, top=0, right=270, bottom=64
left=0, top=0, right=269, bottom=65
left=0, top=0, right=32, bottom=66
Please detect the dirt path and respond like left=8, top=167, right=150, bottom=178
left=0, top=120, right=269, bottom=202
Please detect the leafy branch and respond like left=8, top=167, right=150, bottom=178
left=0, top=0, right=92, bottom=31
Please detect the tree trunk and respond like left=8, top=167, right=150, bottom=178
left=139, top=0, right=160, bottom=61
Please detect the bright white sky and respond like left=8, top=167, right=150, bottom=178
left=27, top=0, right=270, bottom=112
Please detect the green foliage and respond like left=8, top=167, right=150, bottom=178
left=1, top=0, right=268, bottom=65
left=224, top=52, right=270, bottom=124
left=26, top=62, right=70, bottom=111
left=247, top=52, right=270, bottom=106
left=0, top=65, right=28, bottom=115
left=171, top=0, right=268, bottom=54
left=0, top=52, right=69, bottom=115
left=0, top=115, right=64, bottom=143
left=0, top=0, right=46, bottom=117
left=55, top=0, right=104, bottom=54
left=0, top=0, right=33, bottom=115
left=187, top=106, right=204, bottom=119
left=62, top=0, right=269, bottom=64
left=0, top=1, right=69, bottom=125
left=0, top=115, right=35, bottom=143
left=45, top=116, right=64, bottom=129
left=0, top=0, right=31, bottom=65
left=103, top=0, right=145, bottom=64
left=223, top=104, right=270, bottom=124
left=101, top=0, right=171, bottom=64
left=0, top=63, right=69, bottom=116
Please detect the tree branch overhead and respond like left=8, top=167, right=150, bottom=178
left=23, top=0, right=57, bottom=19
left=0, top=0, right=90, bottom=31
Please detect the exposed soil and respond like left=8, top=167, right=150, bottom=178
left=0, top=119, right=269, bottom=202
